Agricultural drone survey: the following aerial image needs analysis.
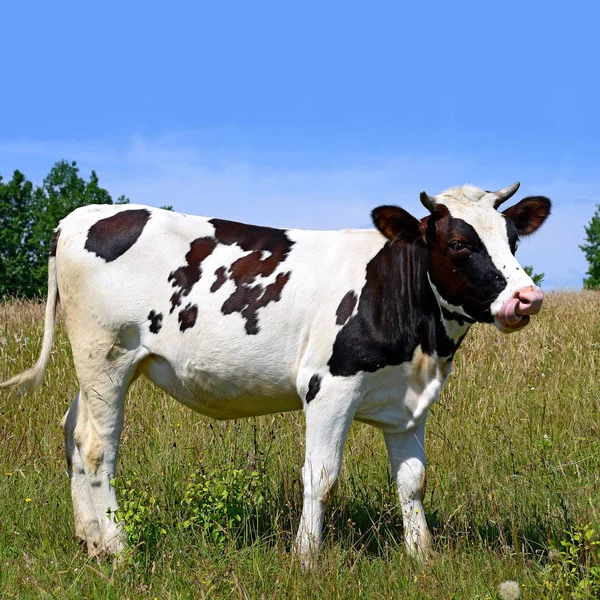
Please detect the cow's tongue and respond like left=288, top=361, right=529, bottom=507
left=498, top=297, right=525, bottom=329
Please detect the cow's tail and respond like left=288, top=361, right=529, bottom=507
left=0, top=254, right=59, bottom=395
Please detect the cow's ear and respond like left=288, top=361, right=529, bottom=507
left=371, top=205, right=424, bottom=244
left=502, top=196, right=551, bottom=236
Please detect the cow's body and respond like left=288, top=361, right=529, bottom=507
left=57, top=204, right=453, bottom=427
left=1, top=183, right=551, bottom=564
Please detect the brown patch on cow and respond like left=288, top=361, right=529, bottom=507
left=211, top=266, right=227, bottom=292
left=410, top=347, right=437, bottom=389
left=222, top=271, right=291, bottom=334
left=50, top=228, right=61, bottom=257
left=84, top=431, right=104, bottom=476
left=210, top=218, right=294, bottom=256
left=229, top=250, right=282, bottom=285
left=439, top=359, right=451, bottom=380
left=178, top=303, right=198, bottom=332
left=208, top=218, right=295, bottom=334
left=318, top=478, right=338, bottom=504
left=84, top=209, right=151, bottom=262
left=168, top=237, right=217, bottom=313
left=221, top=283, right=255, bottom=315
left=262, top=272, right=290, bottom=304
left=410, top=350, right=451, bottom=392
left=335, top=291, right=357, bottom=326
left=148, top=310, right=163, bottom=333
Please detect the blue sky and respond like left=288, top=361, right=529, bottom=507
left=1, top=1, right=598, bottom=288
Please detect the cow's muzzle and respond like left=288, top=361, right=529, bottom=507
left=496, top=287, right=544, bottom=333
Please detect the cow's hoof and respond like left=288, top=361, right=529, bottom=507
left=406, top=543, right=435, bottom=565
left=84, top=533, right=127, bottom=561
left=293, top=543, right=319, bottom=572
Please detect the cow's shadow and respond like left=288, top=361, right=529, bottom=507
left=251, top=496, right=555, bottom=558
left=427, top=509, right=554, bottom=557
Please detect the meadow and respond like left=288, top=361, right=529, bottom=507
left=1, top=292, right=599, bottom=599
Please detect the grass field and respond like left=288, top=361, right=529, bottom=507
left=1, top=292, right=599, bottom=599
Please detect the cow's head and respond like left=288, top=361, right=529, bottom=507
left=372, top=183, right=551, bottom=333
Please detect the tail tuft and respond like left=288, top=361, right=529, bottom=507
left=0, top=258, right=59, bottom=396
left=0, top=364, right=47, bottom=396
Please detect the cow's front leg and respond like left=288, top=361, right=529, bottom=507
left=295, top=380, right=358, bottom=568
left=384, top=417, right=432, bottom=559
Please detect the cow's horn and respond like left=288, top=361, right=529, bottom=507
left=492, top=182, right=520, bottom=208
left=420, top=191, right=436, bottom=212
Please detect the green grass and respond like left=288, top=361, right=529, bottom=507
left=1, top=292, right=599, bottom=599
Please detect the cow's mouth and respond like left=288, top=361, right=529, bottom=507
left=495, top=288, right=543, bottom=334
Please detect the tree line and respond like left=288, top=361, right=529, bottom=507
left=1, top=160, right=599, bottom=298
left=580, top=206, right=600, bottom=289
left=0, top=161, right=126, bottom=298
left=0, top=161, right=176, bottom=299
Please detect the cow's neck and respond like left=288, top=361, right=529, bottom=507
left=426, top=277, right=475, bottom=350
left=366, top=240, right=466, bottom=358
left=327, top=240, right=471, bottom=377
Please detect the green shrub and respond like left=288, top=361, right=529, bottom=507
left=540, top=523, right=600, bottom=598
left=177, top=467, right=264, bottom=546
left=110, top=477, right=166, bottom=554
left=110, top=467, right=265, bottom=556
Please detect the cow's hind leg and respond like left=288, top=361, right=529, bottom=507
left=383, top=418, right=432, bottom=559
left=65, top=336, right=145, bottom=557
left=62, top=394, right=102, bottom=554
left=295, top=377, right=359, bottom=568
left=70, top=373, right=133, bottom=556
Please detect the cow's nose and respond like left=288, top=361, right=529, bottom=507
left=514, top=288, right=544, bottom=316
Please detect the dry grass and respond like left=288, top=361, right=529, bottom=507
left=1, top=291, right=599, bottom=599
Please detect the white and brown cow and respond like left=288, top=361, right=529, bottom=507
left=1, top=182, right=550, bottom=563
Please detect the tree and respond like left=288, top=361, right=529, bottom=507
left=580, top=204, right=600, bottom=290
left=523, top=265, right=545, bottom=287
left=0, top=170, right=36, bottom=298
left=0, top=161, right=129, bottom=298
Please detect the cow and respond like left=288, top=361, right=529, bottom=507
left=0, top=182, right=551, bottom=565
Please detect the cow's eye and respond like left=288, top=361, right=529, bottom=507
left=449, top=240, right=470, bottom=253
